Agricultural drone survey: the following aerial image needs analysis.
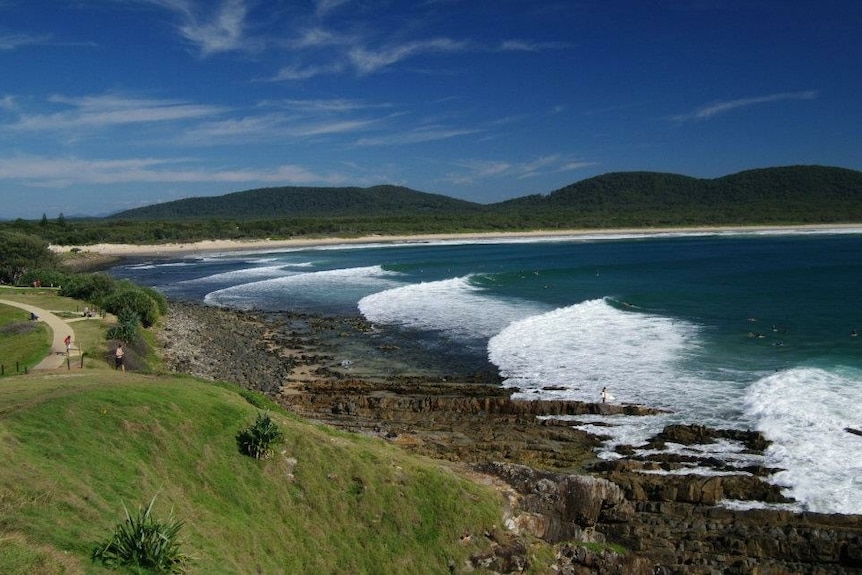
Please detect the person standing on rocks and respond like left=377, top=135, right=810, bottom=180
left=600, top=387, right=614, bottom=403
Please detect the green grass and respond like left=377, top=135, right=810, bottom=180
left=0, top=372, right=508, bottom=574
left=0, top=305, right=50, bottom=376
left=0, top=287, right=83, bottom=314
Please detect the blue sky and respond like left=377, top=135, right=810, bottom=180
left=0, top=1, right=859, bottom=219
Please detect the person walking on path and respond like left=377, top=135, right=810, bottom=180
left=64, top=334, right=72, bottom=355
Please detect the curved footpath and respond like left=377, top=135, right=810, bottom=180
left=0, top=299, right=79, bottom=370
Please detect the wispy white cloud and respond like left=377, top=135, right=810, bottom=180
left=355, top=125, right=479, bottom=146
left=9, top=93, right=225, bottom=131
left=270, top=98, right=392, bottom=113
left=270, top=62, right=344, bottom=81
left=185, top=114, right=378, bottom=142
left=288, top=26, right=351, bottom=49
left=0, top=155, right=347, bottom=187
left=181, top=0, right=249, bottom=55
left=558, top=160, right=595, bottom=172
left=0, top=32, right=52, bottom=50
left=135, top=0, right=252, bottom=55
left=180, top=98, right=388, bottom=143
left=348, top=38, right=468, bottom=75
left=498, top=39, right=570, bottom=52
left=672, top=90, right=818, bottom=122
left=314, top=0, right=350, bottom=18
left=447, top=155, right=593, bottom=185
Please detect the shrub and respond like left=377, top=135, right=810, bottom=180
left=91, top=495, right=190, bottom=573
left=106, top=308, right=140, bottom=344
left=140, top=285, right=169, bottom=316
left=18, top=268, right=69, bottom=289
left=102, top=285, right=160, bottom=327
left=236, top=411, right=284, bottom=459
left=0, top=230, right=56, bottom=284
left=59, top=272, right=116, bottom=302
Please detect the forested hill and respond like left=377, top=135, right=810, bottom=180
left=108, top=166, right=862, bottom=226
left=111, top=184, right=483, bottom=220
left=493, top=165, right=862, bottom=226
left=11, top=165, right=858, bottom=245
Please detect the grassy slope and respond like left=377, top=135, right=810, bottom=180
left=0, top=373, right=507, bottom=574
left=0, top=291, right=515, bottom=574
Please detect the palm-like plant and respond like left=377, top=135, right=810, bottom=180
left=236, top=410, right=284, bottom=459
left=92, top=495, right=190, bottom=573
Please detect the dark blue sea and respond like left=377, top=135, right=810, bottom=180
left=112, top=229, right=862, bottom=514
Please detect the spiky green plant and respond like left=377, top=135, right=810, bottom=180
left=91, top=495, right=190, bottom=573
left=236, top=410, right=284, bottom=459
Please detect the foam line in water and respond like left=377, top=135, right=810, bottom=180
left=178, top=262, right=312, bottom=284
left=744, top=367, right=862, bottom=514
left=205, top=265, right=402, bottom=309
left=181, top=263, right=307, bottom=285
left=358, top=275, right=546, bottom=340
left=125, top=261, right=198, bottom=270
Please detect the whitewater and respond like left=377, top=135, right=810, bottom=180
left=112, top=229, right=862, bottom=514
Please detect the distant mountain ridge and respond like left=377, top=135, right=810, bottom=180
left=109, top=165, right=862, bottom=225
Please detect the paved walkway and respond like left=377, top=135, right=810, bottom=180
left=0, top=299, right=79, bottom=370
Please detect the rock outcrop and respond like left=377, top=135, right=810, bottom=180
left=478, top=462, right=862, bottom=575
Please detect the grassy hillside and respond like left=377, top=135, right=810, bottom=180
left=0, top=372, right=508, bottom=574
left=0, top=289, right=525, bottom=574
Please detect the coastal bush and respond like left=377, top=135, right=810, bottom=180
left=17, top=268, right=69, bottom=289
left=101, top=283, right=160, bottom=327
left=59, top=272, right=117, bottom=303
left=141, top=285, right=169, bottom=316
left=106, top=307, right=140, bottom=344
left=91, top=495, right=190, bottom=573
left=0, top=230, right=56, bottom=284
left=236, top=410, right=284, bottom=459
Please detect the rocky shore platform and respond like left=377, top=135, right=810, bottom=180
left=158, top=301, right=862, bottom=574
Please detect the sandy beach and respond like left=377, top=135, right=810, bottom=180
left=49, top=223, right=862, bottom=257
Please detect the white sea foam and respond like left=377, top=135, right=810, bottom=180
left=179, top=262, right=316, bottom=286
left=204, top=265, right=402, bottom=309
left=488, top=298, right=704, bottom=405
left=125, top=261, right=197, bottom=270
left=744, top=367, right=862, bottom=514
left=489, top=298, right=777, bottom=479
left=358, top=275, right=546, bottom=339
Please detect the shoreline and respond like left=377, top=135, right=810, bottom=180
left=49, top=223, right=862, bottom=257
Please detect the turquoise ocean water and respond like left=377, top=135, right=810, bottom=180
left=113, top=229, right=862, bottom=514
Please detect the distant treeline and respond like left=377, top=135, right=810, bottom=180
left=4, top=165, right=861, bottom=245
